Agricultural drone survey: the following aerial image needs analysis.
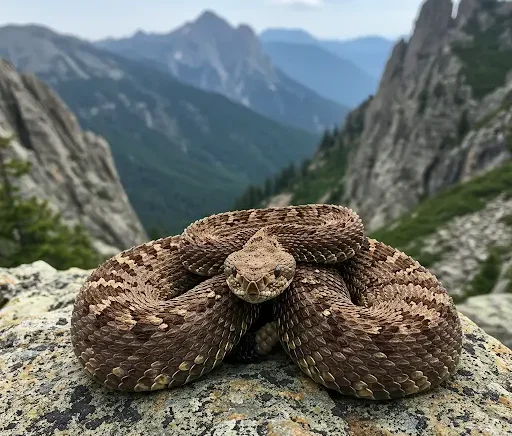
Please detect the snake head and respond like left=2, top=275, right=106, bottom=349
left=224, top=233, right=296, bottom=304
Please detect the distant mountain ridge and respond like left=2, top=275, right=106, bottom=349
left=261, top=41, right=378, bottom=107
left=260, top=29, right=396, bottom=80
left=96, top=11, right=349, bottom=133
left=0, top=24, right=320, bottom=234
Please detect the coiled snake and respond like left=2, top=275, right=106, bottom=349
left=70, top=204, right=463, bottom=400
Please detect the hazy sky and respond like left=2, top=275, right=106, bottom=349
left=2, top=0, right=427, bottom=41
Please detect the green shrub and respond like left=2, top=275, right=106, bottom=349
left=457, top=246, right=507, bottom=302
left=457, top=110, right=471, bottom=141
left=433, top=82, right=445, bottom=98
left=417, top=89, right=428, bottom=114
left=372, top=160, right=512, bottom=256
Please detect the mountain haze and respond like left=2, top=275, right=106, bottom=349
left=260, top=29, right=396, bottom=79
left=0, top=24, right=320, bottom=234
left=96, top=11, right=349, bottom=133
left=262, top=41, right=378, bottom=107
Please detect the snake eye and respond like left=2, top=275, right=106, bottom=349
left=274, top=265, right=281, bottom=278
left=231, top=266, right=237, bottom=275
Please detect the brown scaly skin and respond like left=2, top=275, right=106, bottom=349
left=70, top=205, right=462, bottom=398
left=275, top=239, right=462, bottom=400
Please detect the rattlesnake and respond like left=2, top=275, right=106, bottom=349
left=70, top=204, right=463, bottom=400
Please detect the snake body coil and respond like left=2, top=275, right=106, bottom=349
left=70, top=204, right=462, bottom=399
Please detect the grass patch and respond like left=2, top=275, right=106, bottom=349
left=290, top=142, right=353, bottom=205
left=371, top=161, right=512, bottom=253
left=499, top=214, right=512, bottom=227
left=415, top=251, right=444, bottom=269
left=453, top=246, right=508, bottom=303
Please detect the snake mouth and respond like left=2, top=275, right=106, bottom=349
left=227, top=275, right=293, bottom=304
left=236, top=293, right=273, bottom=304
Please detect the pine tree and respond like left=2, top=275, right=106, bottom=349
left=0, top=133, right=100, bottom=269
left=263, top=178, right=274, bottom=198
left=318, top=129, right=332, bottom=151
left=457, top=110, right=471, bottom=141
left=301, top=158, right=311, bottom=178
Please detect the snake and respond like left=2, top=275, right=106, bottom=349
left=70, top=204, right=463, bottom=400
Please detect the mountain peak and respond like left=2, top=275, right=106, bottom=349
left=193, top=10, right=233, bottom=33
left=415, top=0, right=454, bottom=32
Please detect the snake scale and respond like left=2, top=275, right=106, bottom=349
left=70, top=204, right=463, bottom=400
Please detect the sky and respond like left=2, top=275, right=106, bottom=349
left=1, top=0, right=427, bottom=41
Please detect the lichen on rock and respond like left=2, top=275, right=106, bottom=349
left=1, top=261, right=511, bottom=435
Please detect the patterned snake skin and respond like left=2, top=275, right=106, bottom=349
left=70, top=204, right=463, bottom=400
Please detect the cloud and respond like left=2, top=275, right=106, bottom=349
left=270, top=0, right=323, bottom=7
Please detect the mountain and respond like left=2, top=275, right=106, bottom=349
left=261, top=41, right=378, bottom=107
left=343, top=0, right=512, bottom=231
left=236, top=0, right=512, bottom=305
left=259, top=29, right=318, bottom=45
left=320, top=36, right=398, bottom=81
left=260, top=29, right=396, bottom=79
left=255, top=0, right=512, bottom=229
left=95, top=11, right=349, bottom=133
left=0, top=59, right=147, bottom=257
left=0, top=24, right=320, bottom=234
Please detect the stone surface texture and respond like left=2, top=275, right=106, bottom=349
left=1, top=261, right=511, bottom=436
left=419, top=195, right=512, bottom=299
left=458, top=293, right=512, bottom=350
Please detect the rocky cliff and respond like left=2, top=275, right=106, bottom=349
left=344, top=0, right=512, bottom=230
left=0, top=59, right=147, bottom=256
left=256, top=0, right=512, bottom=228
left=234, top=0, right=512, bottom=310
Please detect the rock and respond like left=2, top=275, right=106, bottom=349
left=458, top=294, right=512, bottom=349
left=342, top=0, right=512, bottom=231
left=1, top=262, right=512, bottom=435
left=266, top=193, right=293, bottom=208
left=0, top=59, right=147, bottom=257
left=420, top=195, right=512, bottom=297
left=402, top=0, right=454, bottom=77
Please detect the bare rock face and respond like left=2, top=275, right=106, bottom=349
left=410, top=195, right=512, bottom=300
left=0, top=59, right=147, bottom=257
left=458, top=293, right=512, bottom=349
left=1, top=261, right=512, bottom=435
left=343, top=0, right=512, bottom=231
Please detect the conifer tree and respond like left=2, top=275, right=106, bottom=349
left=0, top=134, right=99, bottom=269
